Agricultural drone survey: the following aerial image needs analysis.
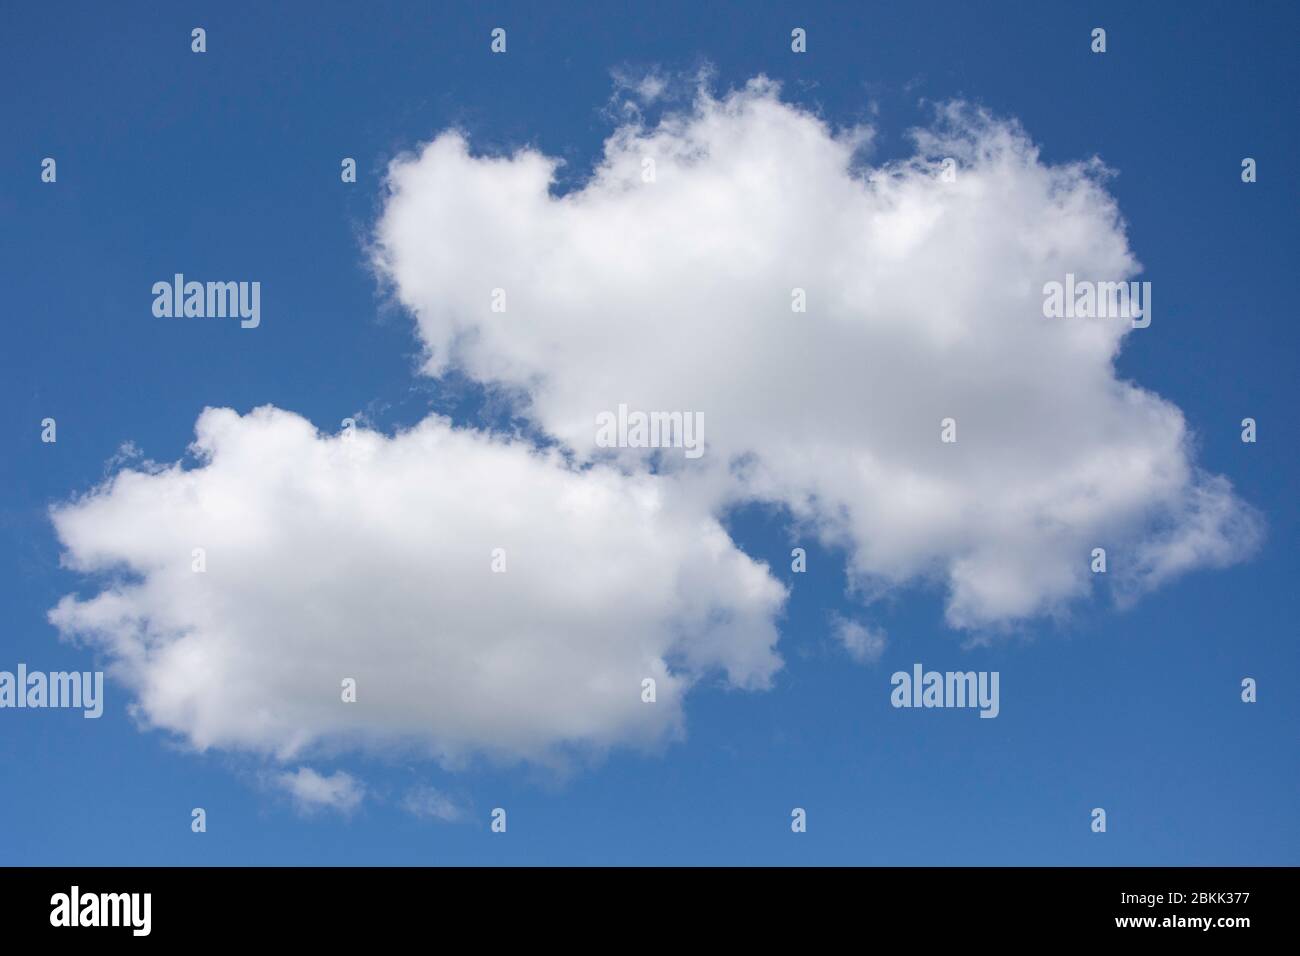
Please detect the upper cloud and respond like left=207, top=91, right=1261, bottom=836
left=372, top=76, right=1261, bottom=629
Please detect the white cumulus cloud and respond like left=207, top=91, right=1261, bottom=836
left=372, top=76, right=1261, bottom=630
left=49, top=407, right=785, bottom=766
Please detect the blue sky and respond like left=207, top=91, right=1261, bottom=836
left=1, top=1, right=1296, bottom=865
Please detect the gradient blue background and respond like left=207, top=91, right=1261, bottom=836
left=1, top=1, right=1295, bottom=865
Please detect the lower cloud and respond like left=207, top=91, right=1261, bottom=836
left=48, top=406, right=786, bottom=766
